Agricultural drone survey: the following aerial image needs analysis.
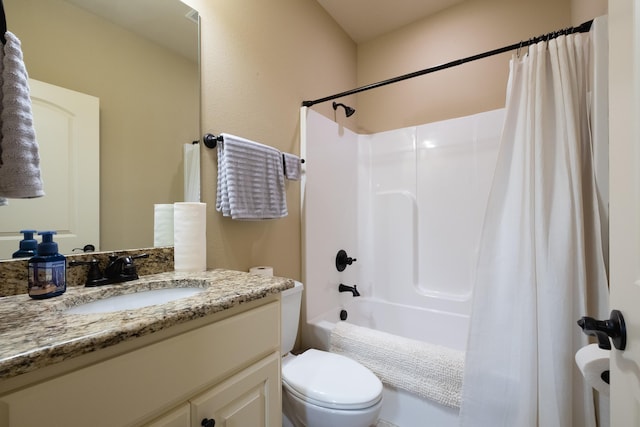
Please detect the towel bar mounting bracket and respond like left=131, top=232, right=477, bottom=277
left=203, top=133, right=223, bottom=149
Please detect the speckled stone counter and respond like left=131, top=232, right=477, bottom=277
left=0, top=269, right=293, bottom=380
left=0, top=247, right=174, bottom=297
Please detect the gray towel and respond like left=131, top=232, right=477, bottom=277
left=216, top=133, right=287, bottom=219
left=0, top=31, right=44, bottom=202
left=283, top=152, right=301, bottom=181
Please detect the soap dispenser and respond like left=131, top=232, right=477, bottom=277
left=12, top=229, right=38, bottom=258
left=28, top=231, right=66, bottom=299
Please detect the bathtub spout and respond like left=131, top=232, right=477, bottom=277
left=339, top=283, right=360, bottom=297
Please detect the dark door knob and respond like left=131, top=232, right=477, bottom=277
left=577, top=309, right=626, bottom=351
left=201, top=418, right=215, bottom=427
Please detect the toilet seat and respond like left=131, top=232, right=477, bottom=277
left=282, top=349, right=383, bottom=411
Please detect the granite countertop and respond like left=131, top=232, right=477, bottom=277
left=0, top=269, right=293, bottom=380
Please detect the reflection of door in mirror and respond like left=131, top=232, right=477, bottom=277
left=4, top=0, right=200, bottom=255
left=0, top=79, right=99, bottom=258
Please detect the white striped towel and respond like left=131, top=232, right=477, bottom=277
left=330, top=321, right=465, bottom=409
left=282, top=152, right=301, bottom=181
left=0, top=31, right=44, bottom=204
left=216, top=133, right=287, bottom=219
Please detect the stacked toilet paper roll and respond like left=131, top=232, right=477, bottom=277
left=575, top=343, right=610, bottom=396
left=153, top=204, right=174, bottom=247
left=249, top=266, right=274, bottom=277
left=174, top=202, right=207, bottom=272
left=183, top=143, right=201, bottom=203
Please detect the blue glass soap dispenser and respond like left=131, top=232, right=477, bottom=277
left=28, top=231, right=66, bottom=299
left=12, top=229, right=38, bottom=258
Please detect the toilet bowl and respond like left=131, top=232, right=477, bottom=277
left=281, top=282, right=383, bottom=427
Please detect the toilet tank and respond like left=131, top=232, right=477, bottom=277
left=281, top=281, right=303, bottom=354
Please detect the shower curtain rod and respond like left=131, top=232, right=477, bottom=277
left=301, top=19, right=593, bottom=108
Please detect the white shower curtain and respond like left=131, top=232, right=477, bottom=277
left=459, top=29, right=608, bottom=427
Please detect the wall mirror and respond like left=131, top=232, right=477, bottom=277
left=0, top=0, right=200, bottom=259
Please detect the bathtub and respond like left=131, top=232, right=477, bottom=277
left=303, top=297, right=469, bottom=427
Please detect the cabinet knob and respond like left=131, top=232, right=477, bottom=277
left=201, top=418, right=215, bottom=427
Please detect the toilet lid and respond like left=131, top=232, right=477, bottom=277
left=282, top=349, right=383, bottom=410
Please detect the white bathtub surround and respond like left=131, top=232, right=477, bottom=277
left=301, top=106, right=501, bottom=426
left=330, top=321, right=464, bottom=408
left=301, top=107, right=503, bottom=322
left=460, top=17, right=609, bottom=427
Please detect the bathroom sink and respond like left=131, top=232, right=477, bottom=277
left=64, top=287, right=207, bottom=314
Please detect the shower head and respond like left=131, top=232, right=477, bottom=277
left=332, top=101, right=356, bottom=117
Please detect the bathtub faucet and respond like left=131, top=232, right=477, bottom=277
left=339, top=283, right=360, bottom=297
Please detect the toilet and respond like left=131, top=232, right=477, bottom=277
left=280, top=281, right=383, bottom=427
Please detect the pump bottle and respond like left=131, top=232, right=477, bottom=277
left=12, top=229, right=38, bottom=258
left=28, top=231, right=66, bottom=299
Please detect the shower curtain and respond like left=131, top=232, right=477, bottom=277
left=459, top=25, right=608, bottom=427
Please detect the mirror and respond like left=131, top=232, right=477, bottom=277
left=0, top=0, right=200, bottom=258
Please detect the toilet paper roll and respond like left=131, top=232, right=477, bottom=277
left=183, top=143, right=200, bottom=203
left=575, top=343, right=610, bottom=396
left=249, top=266, right=273, bottom=277
left=174, top=202, right=207, bottom=272
left=154, top=204, right=174, bottom=247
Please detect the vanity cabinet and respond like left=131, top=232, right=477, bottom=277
left=0, top=299, right=282, bottom=427
left=145, top=404, right=190, bottom=427
left=146, top=352, right=279, bottom=427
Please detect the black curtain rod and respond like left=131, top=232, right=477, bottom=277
left=301, top=19, right=593, bottom=108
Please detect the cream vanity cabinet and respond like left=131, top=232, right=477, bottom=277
left=0, top=298, right=282, bottom=427
left=146, top=353, right=280, bottom=427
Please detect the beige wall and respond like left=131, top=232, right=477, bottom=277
left=356, top=0, right=568, bottom=132
left=184, top=0, right=356, bottom=280
left=6, top=0, right=199, bottom=251
left=186, top=0, right=608, bottom=280
left=355, top=0, right=607, bottom=133
left=153, top=0, right=606, bottom=281
left=5, top=0, right=607, bottom=275
left=572, top=0, right=607, bottom=26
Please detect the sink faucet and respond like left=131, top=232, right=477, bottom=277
left=69, top=258, right=109, bottom=287
left=338, top=283, right=360, bottom=297
left=104, top=253, right=149, bottom=284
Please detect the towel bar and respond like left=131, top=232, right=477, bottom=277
left=201, top=133, right=306, bottom=163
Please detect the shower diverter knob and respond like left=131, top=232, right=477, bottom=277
left=336, top=249, right=357, bottom=272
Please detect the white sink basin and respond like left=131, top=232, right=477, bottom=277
left=65, top=287, right=207, bottom=314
